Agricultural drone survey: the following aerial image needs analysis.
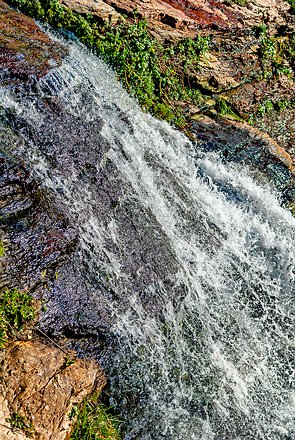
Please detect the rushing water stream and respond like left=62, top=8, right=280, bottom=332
left=1, top=34, right=295, bottom=439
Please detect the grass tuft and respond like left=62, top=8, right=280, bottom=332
left=0, top=288, right=36, bottom=348
left=0, top=240, right=4, bottom=257
left=70, top=393, right=121, bottom=440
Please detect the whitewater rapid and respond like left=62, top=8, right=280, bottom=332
left=1, top=33, right=295, bottom=439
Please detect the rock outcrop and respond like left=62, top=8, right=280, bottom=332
left=0, top=0, right=66, bottom=84
left=62, top=0, right=292, bottom=36
left=0, top=7, right=107, bottom=440
left=0, top=340, right=106, bottom=440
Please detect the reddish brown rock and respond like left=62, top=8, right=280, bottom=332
left=0, top=340, right=106, bottom=440
left=62, top=0, right=293, bottom=39
left=0, top=0, right=66, bottom=83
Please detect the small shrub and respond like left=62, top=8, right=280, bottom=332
left=257, top=99, right=274, bottom=116
left=256, top=26, right=294, bottom=78
left=70, top=393, right=121, bottom=440
left=0, top=288, right=36, bottom=347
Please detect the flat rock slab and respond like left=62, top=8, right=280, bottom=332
left=0, top=340, right=106, bottom=440
left=0, top=0, right=66, bottom=84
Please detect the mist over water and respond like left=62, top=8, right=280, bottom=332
left=1, top=36, right=295, bottom=439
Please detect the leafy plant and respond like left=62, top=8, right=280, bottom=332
left=0, top=288, right=36, bottom=348
left=257, top=99, right=274, bottom=116
left=7, top=0, right=209, bottom=128
left=63, top=353, right=76, bottom=367
left=6, top=412, right=35, bottom=438
left=250, top=97, right=295, bottom=123
left=256, top=26, right=294, bottom=78
left=70, top=393, right=121, bottom=440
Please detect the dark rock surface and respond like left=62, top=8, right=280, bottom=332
left=0, top=142, right=77, bottom=292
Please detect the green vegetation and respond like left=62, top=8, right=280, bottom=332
left=0, top=288, right=36, bottom=347
left=0, top=240, right=4, bottom=257
left=286, top=0, right=295, bottom=14
left=224, top=0, right=248, bottom=7
left=63, top=353, right=76, bottom=367
left=289, top=201, right=295, bottom=216
left=254, top=25, right=294, bottom=78
left=249, top=97, right=295, bottom=123
left=6, top=412, right=35, bottom=438
left=257, top=99, right=274, bottom=117
left=216, top=98, right=243, bottom=121
left=7, top=0, right=209, bottom=128
left=70, top=393, right=121, bottom=440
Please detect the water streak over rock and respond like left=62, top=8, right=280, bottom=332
left=1, top=36, right=294, bottom=438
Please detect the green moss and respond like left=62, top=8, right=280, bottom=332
left=0, top=288, right=36, bottom=348
left=7, top=0, right=209, bottom=128
left=70, top=393, right=121, bottom=440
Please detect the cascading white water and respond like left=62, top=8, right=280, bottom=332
left=1, top=34, right=295, bottom=439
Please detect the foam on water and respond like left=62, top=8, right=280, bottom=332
left=1, top=35, right=295, bottom=439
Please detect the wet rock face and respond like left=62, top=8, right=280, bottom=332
left=0, top=340, right=106, bottom=440
left=0, top=144, right=77, bottom=292
left=191, top=115, right=295, bottom=203
left=0, top=0, right=66, bottom=84
left=1, top=96, right=180, bottom=335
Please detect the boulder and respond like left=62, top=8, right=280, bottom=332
left=0, top=340, right=106, bottom=440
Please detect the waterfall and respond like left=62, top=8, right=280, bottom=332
left=1, top=34, right=295, bottom=440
